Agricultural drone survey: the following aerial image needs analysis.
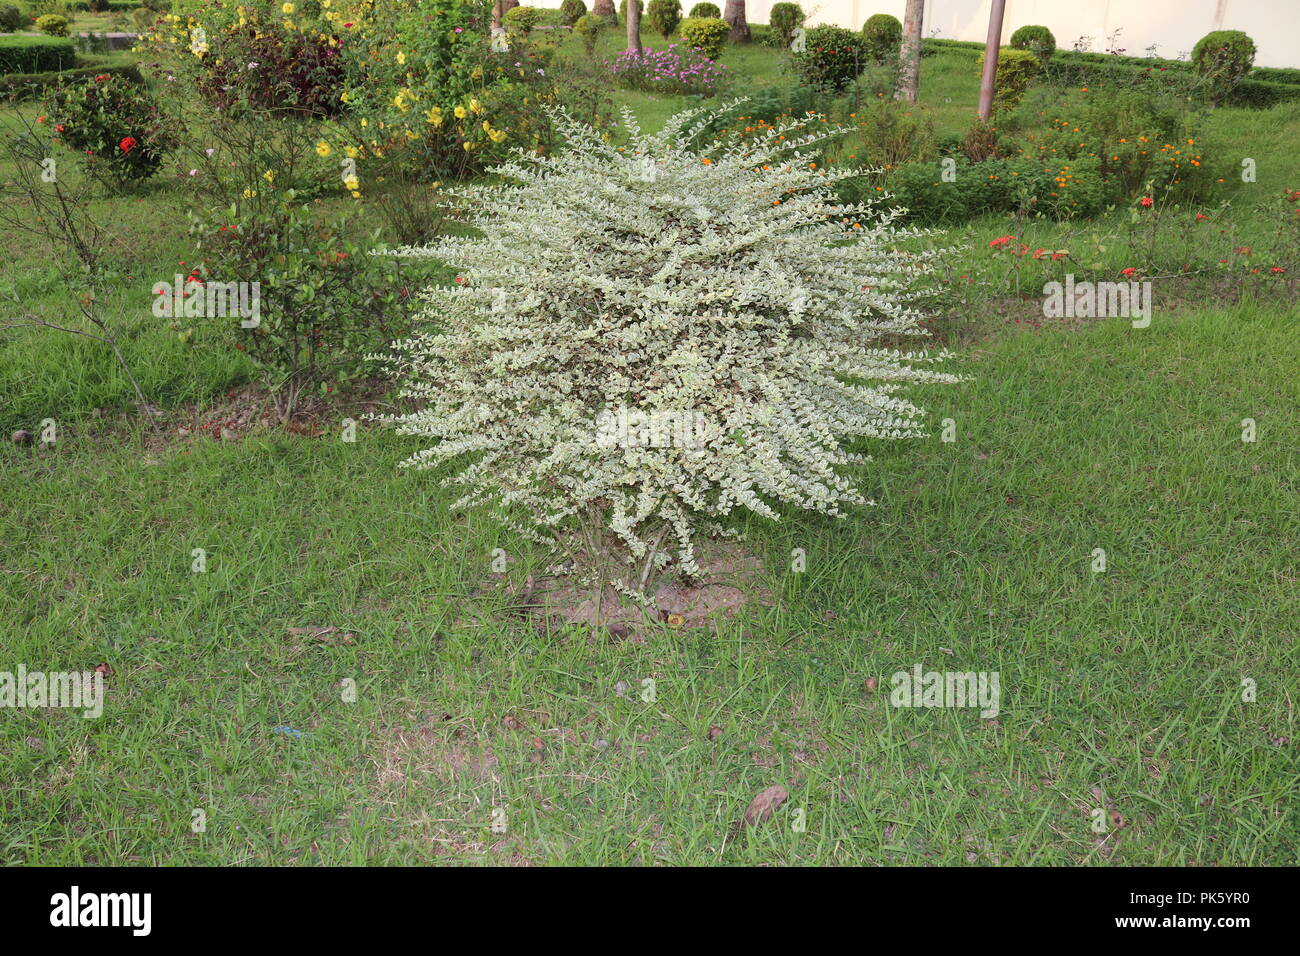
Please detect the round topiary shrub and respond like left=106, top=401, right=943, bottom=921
left=0, top=4, right=23, bottom=33
left=1009, top=24, right=1055, bottom=62
left=503, top=4, right=539, bottom=34
left=36, top=13, right=70, bottom=36
left=1192, top=29, right=1256, bottom=101
left=375, top=104, right=957, bottom=586
left=559, top=0, right=586, bottom=26
left=974, top=47, right=1041, bottom=112
left=574, top=12, right=604, bottom=54
left=862, top=13, right=901, bottom=64
left=793, top=24, right=865, bottom=91
left=678, top=15, right=728, bottom=59
left=768, top=2, right=803, bottom=50
left=646, top=0, right=681, bottom=41
left=688, top=2, right=719, bottom=18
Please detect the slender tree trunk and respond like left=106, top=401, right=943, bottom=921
left=492, top=0, right=519, bottom=30
left=627, top=0, right=642, bottom=51
left=895, top=0, right=923, bottom=102
left=977, top=0, right=1008, bottom=120
left=723, top=0, right=749, bottom=43
left=593, top=0, right=615, bottom=20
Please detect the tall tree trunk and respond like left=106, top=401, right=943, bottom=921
left=895, top=0, right=923, bottom=102
left=977, top=0, right=1007, bottom=120
left=723, top=0, right=749, bottom=43
left=593, top=0, right=615, bottom=20
left=626, top=0, right=642, bottom=51
left=492, top=0, right=518, bottom=31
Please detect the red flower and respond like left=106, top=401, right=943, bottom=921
left=1195, top=212, right=1208, bottom=221
left=989, top=235, right=1014, bottom=249
left=1138, top=196, right=1153, bottom=208
left=1120, top=267, right=1137, bottom=277
left=1270, top=266, right=1285, bottom=273
left=119, top=136, right=137, bottom=154
left=54, top=124, right=65, bottom=133
left=94, top=74, right=109, bottom=82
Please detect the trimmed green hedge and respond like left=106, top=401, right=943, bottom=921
left=920, top=38, right=1300, bottom=108
left=0, top=35, right=77, bottom=75
left=921, top=37, right=1300, bottom=87
left=0, top=61, right=142, bottom=99
left=66, top=1, right=142, bottom=10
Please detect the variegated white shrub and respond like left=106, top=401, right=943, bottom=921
left=377, top=104, right=958, bottom=584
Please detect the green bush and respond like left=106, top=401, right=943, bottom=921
left=0, top=61, right=141, bottom=99
left=862, top=13, right=901, bottom=64
left=975, top=47, right=1040, bottom=111
left=1192, top=29, right=1255, bottom=102
left=35, top=13, right=70, bottom=35
left=678, top=16, right=727, bottom=59
left=66, top=1, right=143, bottom=10
left=646, top=0, right=680, bottom=40
left=767, top=2, right=802, bottom=49
left=503, top=4, right=539, bottom=34
left=48, top=72, right=178, bottom=187
left=688, top=81, right=822, bottom=145
left=687, top=2, right=718, bottom=18
left=0, top=5, right=23, bottom=32
left=792, top=24, right=864, bottom=91
left=0, top=35, right=76, bottom=74
left=559, top=0, right=585, bottom=26
left=1009, top=24, right=1055, bottom=62
left=574, top=12, right=603, bottom=55
left=878, top=153, right=1108, bottom=224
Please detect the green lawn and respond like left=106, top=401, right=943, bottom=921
left=1, top=29, right=1297, bottom=865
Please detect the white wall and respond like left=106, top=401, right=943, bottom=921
left=543, top=0, right=1300, bottom=68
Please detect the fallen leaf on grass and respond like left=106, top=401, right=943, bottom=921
left=743, top=784, right=789, bottom=827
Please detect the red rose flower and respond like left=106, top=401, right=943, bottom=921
left=1138, top=196, right=1153, bottom=208
left=119, top=136, right=137, bottom=154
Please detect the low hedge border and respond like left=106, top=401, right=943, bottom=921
left=921, top=38, right=1300, bottom=108
left=0, top=35, right=78, bottom=75
left=0, top=61, right=143, bottom=99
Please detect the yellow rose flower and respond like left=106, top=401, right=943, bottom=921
left=281, top=2, right=293, bottom=13
left=396, top=51, right=405, bottom=65
left=425, top=107, right=443, bottom=126
left=454, top=106, right=467, bottom=119
left=470, top=98, right=483, bottom=114
left=315, top=140, right=331, bottom=157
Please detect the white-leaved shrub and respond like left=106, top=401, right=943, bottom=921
left=375, top=104, right=959, bottom=583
